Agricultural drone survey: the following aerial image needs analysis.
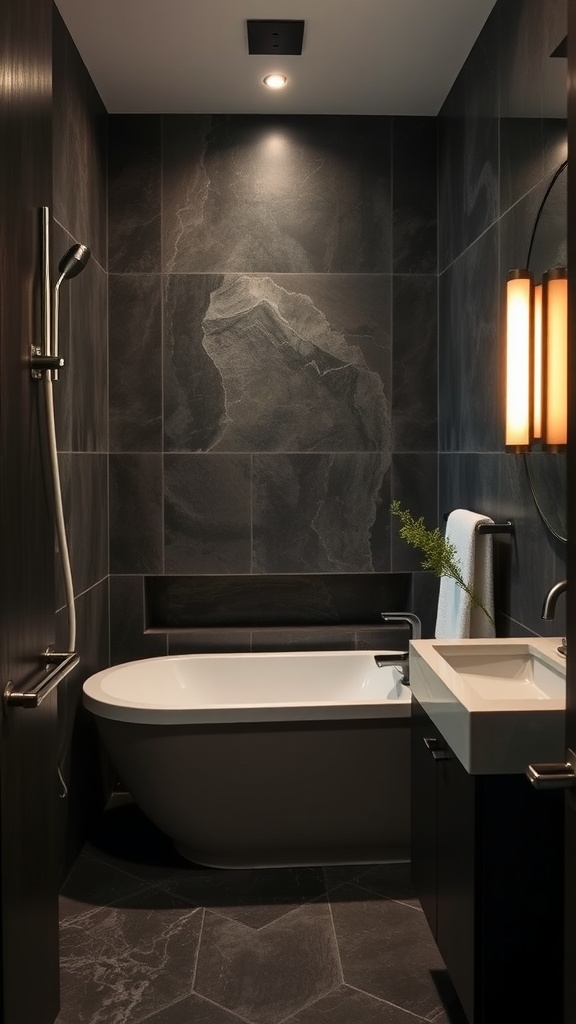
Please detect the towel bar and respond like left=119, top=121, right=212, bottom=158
left=443, top=514, right=514, bottom=535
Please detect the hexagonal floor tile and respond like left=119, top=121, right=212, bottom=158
left=57, top=888, right=202, bottom=1024
left=194, top=899, right=341, bottom=1024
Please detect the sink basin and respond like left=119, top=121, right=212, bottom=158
left=410, top=638, right=565, bottom=774
left=436, top=646, right=565, bottom=702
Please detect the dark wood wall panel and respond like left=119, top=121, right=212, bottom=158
left=0, top=0, right=59, bottom=1020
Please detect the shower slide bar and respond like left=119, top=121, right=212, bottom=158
left=4, top=209, right=90, bottom=710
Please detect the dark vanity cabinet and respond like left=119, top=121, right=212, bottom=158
left=411, top=697, right=564, bottom=1024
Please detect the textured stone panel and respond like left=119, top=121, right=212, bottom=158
left=162, top=115, right=391, bottom=274
left=109, top=455, right=163, bottom=574
left=252, top=453, right=391, bottom=573
left=164, top=274, right=390, bottom=454
left=288, top=984, right=425, bottom=1024
left=194, top=901, right=341, bottom=1024
left=109, top=275, right=163, bottom=453
left=164, top=455, right=252, bottom=573
left=158, top=866, right=326, bottom=929
left=108, top=115, right=161, bottom=273
left=58, top=892, right=202, bottom=1024
left=330, top=883, right=451, bottom=1020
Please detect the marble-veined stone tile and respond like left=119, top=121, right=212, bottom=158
left=109, top=576, right=168, bottom=667
left=391, top=454, right=439, bottom=573
left=438, top=9, right=499, bottom=270
left=109, top=454, right=163, bottom=574
left=287, top=984, right=427, bottom=1024
left=58, top=454, right=108, bottom=603
left=163, top=274, right=225, bottom=453
left=167, top=631, right=252, bottom=655
left=164, top=274, right=390, bottom=454
left=392, top=275, right=437, bottom=453
left=330, top=883, right=453, bottom=1020
left=140, top=993, right=248, bottom=1023
left=53, top=10, right=107, bottom=270
left=108, top=115, right=161, bottom=273
left=438, top=227, right=500, bottom=454
left=164, top=455, right=251, bottom=574
left=252, top=454, right=391, bottom=574
left=411, top=571, right=440, bottom=641
left=158, top=867, right=326, bottom=930
left=194, top=900, right=341, bottom=1024
left=162, top=114, right=391, bottom=274
left=109, top=275, right=162, bottom=453
left=58, top=891, right=203, bottom=1024
left=393, top=117, right=437, bottom=275
left=325, top=863, right=419, bottom=911
left=146, top=573, right=410, bottom=630
left=499, top=0, right=566, bottom=130
left=59, top=853, right=149, bottom=923
left=69, top=257, right=108, bottom=453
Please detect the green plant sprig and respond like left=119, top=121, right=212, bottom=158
left=390, top=501, right=494, bottom=626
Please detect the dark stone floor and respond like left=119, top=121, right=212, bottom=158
left=56, top=798, right=467, bottom=1024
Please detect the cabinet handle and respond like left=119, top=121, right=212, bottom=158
left=423, top=736, right=454, bottom=761
left=527, top=762, right=576, bottom=790
left=431, top=748, right=454, bottom=761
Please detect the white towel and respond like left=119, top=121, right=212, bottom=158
left=435, top=509, right=496, bottom=639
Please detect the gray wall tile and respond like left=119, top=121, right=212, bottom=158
left=108, top=115, right=161, bottom=273
left=252, top=454, right=391, bottom=574
left=162, top=115, right=392, bottom=274
left=109, top=275, right=162, bottom=452
left=110, top=454, right=163, bottom=573
left=164, top=455, right=252, bottom=573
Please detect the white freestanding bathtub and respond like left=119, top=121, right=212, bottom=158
left=83, top=650, right=412, bottom=868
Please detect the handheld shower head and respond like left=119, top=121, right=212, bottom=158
left=57, top=243, right=91, bottom=281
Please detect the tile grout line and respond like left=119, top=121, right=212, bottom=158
left=326, top=888, right=346, bottom=987
left=345, top=982, right=433, bottom=1021
left=189, top=906, right=205, bottom=994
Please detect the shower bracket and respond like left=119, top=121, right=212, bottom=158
left=30, top=345, right=65, bottom=379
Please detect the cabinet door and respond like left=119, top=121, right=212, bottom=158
left=436, top=750, right=476, bottom=1023
left=411, top=698, right=440, bottom=934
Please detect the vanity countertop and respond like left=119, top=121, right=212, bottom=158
left=409, top=637, right=566, bottom=774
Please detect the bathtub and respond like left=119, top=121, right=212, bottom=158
left=83, top=650, right=412, bottom=868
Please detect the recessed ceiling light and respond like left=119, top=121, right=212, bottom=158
left=263, top=74, right=287, bottom=90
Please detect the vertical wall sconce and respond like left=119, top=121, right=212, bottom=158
left=504, top=266, right=567, bottom=452
left=505, top=270, right=534, bottom=451
left=542, top=268, right=567, bottom=449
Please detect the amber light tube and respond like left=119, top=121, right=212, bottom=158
left=542, top=268, right=568, bottom=449
left=505, top=270, right=534, bottom=450
left=533, top=283, right=543, bottom=439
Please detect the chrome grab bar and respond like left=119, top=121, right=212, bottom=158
left=4, top=650, right=79, bottom=709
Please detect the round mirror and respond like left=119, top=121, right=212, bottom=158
left=525, top=160, right=567, bottom=542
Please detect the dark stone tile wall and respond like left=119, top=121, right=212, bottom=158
left=438, top=0, right=568, bottom=636
left=52, top=9, right=109, bottom=878
left=108, top=114, right=438, bottom=659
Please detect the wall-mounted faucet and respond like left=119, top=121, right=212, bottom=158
left=377, top=612, right=423, bottom=684
left=541, top=580, right=567, bottom=656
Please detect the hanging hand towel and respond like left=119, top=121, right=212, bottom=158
left=435, top=509, right=496, bottom=639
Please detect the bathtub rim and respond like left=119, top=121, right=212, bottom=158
left=83, top=650, right=412, bottom=725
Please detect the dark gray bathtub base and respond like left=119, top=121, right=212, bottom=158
left=96, top=718, right=411, bottom=869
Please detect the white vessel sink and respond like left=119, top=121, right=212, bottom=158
left=410, top=637, right=566, bottom=774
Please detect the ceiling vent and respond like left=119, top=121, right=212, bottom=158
left=246, top=20, right=305, bottom=56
